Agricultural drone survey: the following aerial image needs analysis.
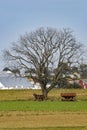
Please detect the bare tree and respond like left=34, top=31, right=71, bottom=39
left=3, top=27, right=83, bottom=99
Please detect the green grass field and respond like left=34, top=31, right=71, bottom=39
left=0, top=100, right=87, bottom=111
left=0, top=89, right=87, bottom=130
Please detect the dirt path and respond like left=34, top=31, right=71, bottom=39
left=0, top=111, right=87, bottom=129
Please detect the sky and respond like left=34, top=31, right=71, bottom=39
left=0, top=0, right=87, bottom=70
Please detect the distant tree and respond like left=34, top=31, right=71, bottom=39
left=3, top=27, right=83, bottom=99
left=3, top=67, right=20, bottom=75
left=80, top=64, right=87, bottom=78
left=25, top=68, right=36, bottom=75
left=3, top=67, right=11, bottom=71
left=11, top=69, right=20, bottom=76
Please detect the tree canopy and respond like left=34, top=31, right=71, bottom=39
left=3, top=27, right=83, bottom=98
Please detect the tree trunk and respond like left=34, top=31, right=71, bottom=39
left=42, top=88, right=48, bottom=100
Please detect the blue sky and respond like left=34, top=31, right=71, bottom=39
left=0, top=0, right=87, bottom=70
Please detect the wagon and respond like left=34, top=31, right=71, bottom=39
left=61, top=93, right=76, bottom=101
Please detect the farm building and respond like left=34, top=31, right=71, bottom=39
left=0, top=71, right=36, bottom=89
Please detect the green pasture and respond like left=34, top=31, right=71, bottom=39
left=0, top=100, right=87, bottom=111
